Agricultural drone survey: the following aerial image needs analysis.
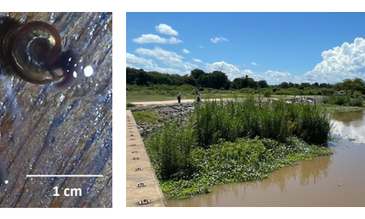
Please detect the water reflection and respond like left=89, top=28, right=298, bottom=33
left=331, top=110, right=365, bottom=143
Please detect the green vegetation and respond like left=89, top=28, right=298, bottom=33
left=145, top=96, right=333, bottom=199
left=126, top=102, right=136, bottom=108
left=127, top=67, right=365, bottom=106
left=193, top=96, right=330, bottom=146
left=320, top=104, right=365, bottom=113
left=146, top=118, right=196, bottom=178
left=157, top=137, right=332, bottom=199
left=131, top=110, right=161, bottom=125
left=127, top=84, right=330, bottom=103
left=127, top=67, right=334, bottom=92
left=323, top=94, right=364, bottom=107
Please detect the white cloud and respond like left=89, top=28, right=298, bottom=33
left=251, top=62, right=258, bottom=66
left=193, top=58, right=203, bottom=63
left=206, top=61, right=241, bottom=79
left=263, top=70, right=292, bottom=85
left=199, top=46, right=204, bottom=49
left=303, top=37, right=365, bottom=84
left=182, top=49, right=190, bottom=54
left=133, top=34, right=182, bottom=44
left=126, top=53, right=157, bottom=68
left=150, top=67, right=181, bottom=74
left=135, top=47, right=198, bottom=71
left=155, top=24, right=178, bottom=36
left=205, top=60, right=292, bottom=85
left=211, top=37, right=228, bottom=43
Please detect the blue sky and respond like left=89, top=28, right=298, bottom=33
left=126, top=12, right=365, bottom=85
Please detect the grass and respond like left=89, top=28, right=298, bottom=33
left=193, top=95, right=331, bottom=146
left=319, top=104, right=365, bottom=113
left=131, top=109, right=161, bottom=125
left=126, top=102, right=136, bottom=108
left=146, top=118, right=196, bottom=178
left=323, top=95, right=364, bottom=107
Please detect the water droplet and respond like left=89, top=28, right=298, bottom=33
left=84, top=66, right=94, bottom=77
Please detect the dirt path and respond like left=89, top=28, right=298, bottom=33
left=130, top=98, right=237, bottom=106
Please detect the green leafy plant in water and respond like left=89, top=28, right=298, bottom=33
left=158, top=136, right=332, bottom=200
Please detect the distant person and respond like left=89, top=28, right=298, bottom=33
left=196, top=91, right=201, bottom=103
left=177, top=93, right=182, bottom=103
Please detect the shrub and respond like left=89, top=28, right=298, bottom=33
left=349, top=97, right=364, bottom=107
left=192, top=94, right=331, bottom=146
left=239, top=88, right=254, bottom=93
left=126, top=102, right=136, bottom=107
left=146, top=118, right=196, bottom=178
left=193, top=99, right=244, bottom=148
left=333, top=95, right=349, bottom=105
left=295, top=103, right=331, bottom=144
left=263, top=89, right=272, bottom=97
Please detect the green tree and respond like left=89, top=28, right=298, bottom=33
left=258, top=80, right=269, bottom=88
left=340, top=78, right=365, bottom=95
left=191, top=69, right=205, bottom=80
left=279, top=82, right=289, bottom=89
left=300, top=82, right=311, bottom=88
left=211, top=70, right=230, bottom=89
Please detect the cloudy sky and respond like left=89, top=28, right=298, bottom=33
left=126, top=12, right=365, bottom=85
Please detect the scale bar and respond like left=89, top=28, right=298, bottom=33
left=26, top=175, right=103, bottom=178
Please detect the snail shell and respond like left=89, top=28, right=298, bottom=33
left=1, top=20, right=80, bottom=89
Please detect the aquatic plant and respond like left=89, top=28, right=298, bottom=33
left=146, top=117, right=196, bottom=178
left=192, top=94, right=331, bottom=147
left=296, top=103, right=331, bottom=144
left=159, top=137, right=332, bottom=199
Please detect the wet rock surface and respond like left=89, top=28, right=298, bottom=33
left=0, top=12, right=112, bottom=207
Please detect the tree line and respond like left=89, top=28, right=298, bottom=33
left=127, top=67, right=335, bottom=90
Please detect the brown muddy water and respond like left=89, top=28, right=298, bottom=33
left=167, top=110, right=365, bottom=207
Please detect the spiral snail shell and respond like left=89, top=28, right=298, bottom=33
left=0, top=19, right=82, bottom=89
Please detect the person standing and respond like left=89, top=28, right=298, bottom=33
left=196, top=91, right=201, bottom=103
left=177, top=93, right=182, bottom=103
